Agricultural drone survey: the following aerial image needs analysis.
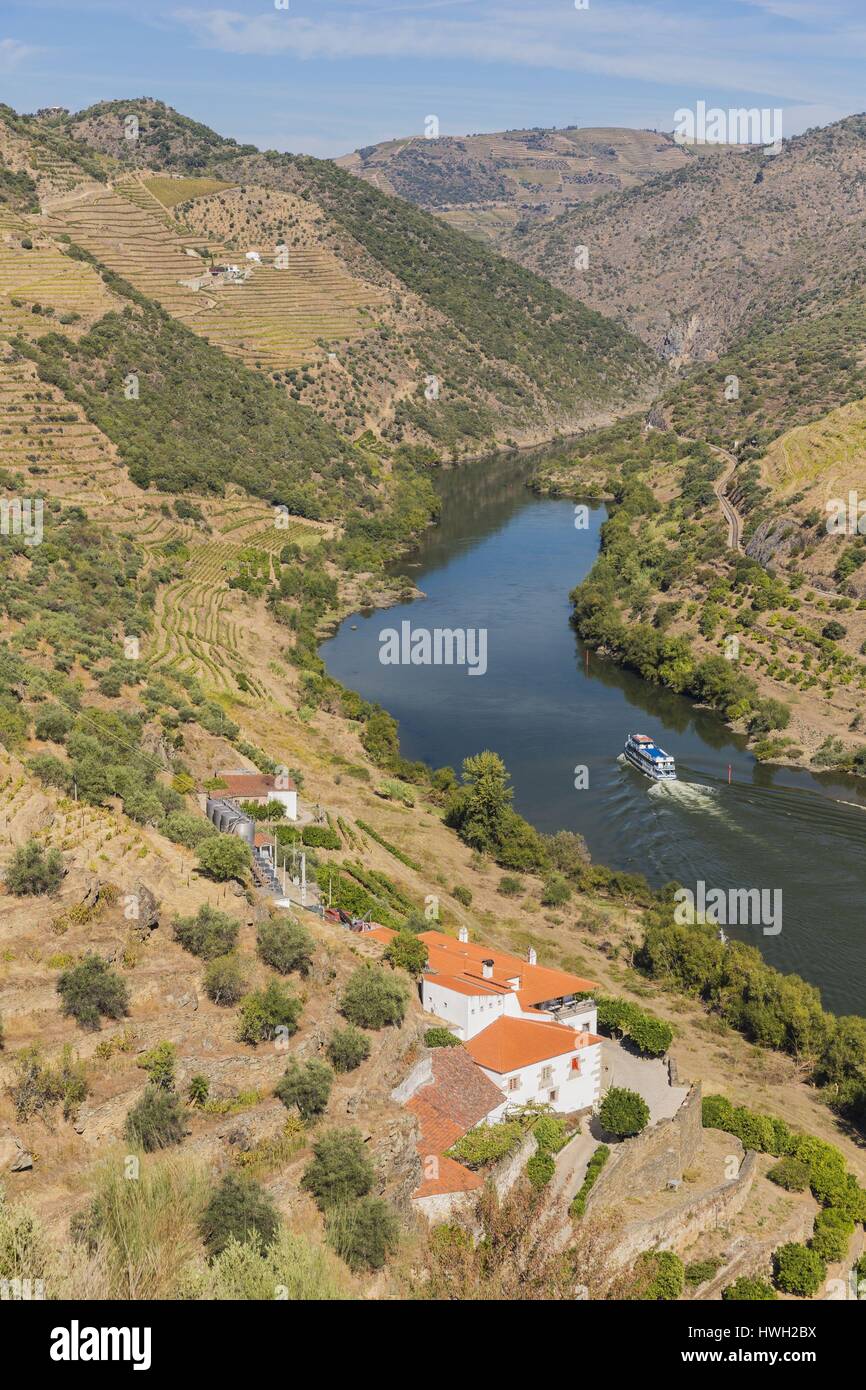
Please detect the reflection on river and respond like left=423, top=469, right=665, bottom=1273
left=320, top=447, right=866, bottom=1016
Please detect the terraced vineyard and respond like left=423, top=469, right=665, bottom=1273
left=42, top=185, right=222, bottom=322
left=148, top=513, right=324, bottom=697
left=0, top=225, right=118, bottom=339
left=45, top=181, right=388, bottom=371
left=167, top=184, right=390, bottom=370
left=0, top=352, right=131, bottom=504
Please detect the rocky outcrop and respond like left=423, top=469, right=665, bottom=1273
left=744, top=514, right=802, bottom=570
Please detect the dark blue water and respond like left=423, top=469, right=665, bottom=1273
left=321, top=449, right=866, bottom=1016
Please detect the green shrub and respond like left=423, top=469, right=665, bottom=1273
left=722, top=1276, right=778, bottom=1301
left=236, top=980, right=301, bottom=1046
left=685, top=1258, right=722, bottom=1287
left=5, top=840, right=64, bottom=896
left=325, top=1197, right=400, bottom=1271
left=28, top=753, right=72, bottom=791
left=203, top=954, right=247, bottom=1006
left=635, top=1250, right=684, bottom=1300
left=200, top=1174, right=279, bottom=1259
left=161, top=812, right=218, bottom=848
left=540, top=873, right=571, bottom=907
left=497, top=876, right=522, bottom=896
left=10, top=1045, right=88, bottom=1121
left=424, top=1027, right=461, bottom=1048
left=767, top=1156, right=812, bottom=1192
left=810, top=1208, right=854, bottom=1263
left=34, top=704, right=73, bottom=742
left=340, top=964, right=409, bottom=1029
left=187, top=1074, right=210, bottom=1107
left=570, top=1144, right=610, bottom=1218
left=301, top=1128, right=374, bottom=1210
left=596, top=997, right=673, bottom=1057
left=256, top=917, right=314, bottom=975
left=196, top=834, right=251, bottom=882
left=701, top=1093, right=735, bottom=1131
left=772, top=1242, right=826, bottom=1297
left=451, top=885, right=472, bottom=906
left=599, top=1086, right=649, bottom=1138
left=301, top=825, right=341, bottom=850
left=275, top=1058, right=333, bottom=1120
left=173, top=905, right=240, bottom=960
left=526, top=1150, right=556, bottom=1189
left=448, top=1120, right=524, bottom=1170
left=124, top=1086, right=186, bottom=1152
left=57, top=954, right=130, bottom=1030
left=136, top=1041, right=176, bottom=1090
left=383, top=931, right=428, bottom=976
left=533, top=1115, right=567, bottom=1154
left=326, top=1025, right=371, bottom=1073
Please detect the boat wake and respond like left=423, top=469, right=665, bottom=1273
left=646, top=775, right=737, bottom=827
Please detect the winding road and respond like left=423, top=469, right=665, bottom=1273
left=710, top=445, right=744, bottom=552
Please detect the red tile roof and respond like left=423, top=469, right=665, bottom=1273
left=464, top=1016, right=600, bottom=1073
left=419, top=930, right=597, bottom=1012
left=218, top=772, right=296, bottom=797
left=407, top=1047, right=505, bottom=1198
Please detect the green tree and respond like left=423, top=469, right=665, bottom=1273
left=172, top=905, right=240, bottom=960
left=326, top=1025, right=371, bottom=1073
left=767, top=1156, right=812, bottom=1192
left=34, top=704, right=73, bottom=742
left=57, top=954, right=130, bottom=1030
left=526, top=1151, right=556, bottom=1189
left=236, top=979, right=301, bottom=1045
left=540, top=873, right=571, bottom=907
left=196, top=834, right=251, bottom=882
left=200, top=1174, right=280, bottom=1259
left=203, top=954, right=247, bottom=1006
left=6, top=840, right=64, bottom=896
left=810, top=1208, right=854, bottom=1263
left=424, top=1027, right=461, bottom=1048
left=340, top=964, right=409, bottom=1029
left=599, top=1086, right=649, bottom=1139
left=275, top=1058, right=334, bottom=1120
left=137, top=1041, right=176, bottom=1090
left=445, top=751, right=548, bottom=872
left=773, top=1243, right=826, bottom=1297
left=325, top=1197, right=400, bottom=1272
left=256, top=917, right=314, bottom=976
left=383, top=931, right=428, bottom=976
left=301, top=1128, right=374, bottom=1210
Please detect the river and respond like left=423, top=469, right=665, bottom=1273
left=320, top=447, right=866, bottom=1017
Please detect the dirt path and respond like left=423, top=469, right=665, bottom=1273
left=710, top=445, right=744, bottom=551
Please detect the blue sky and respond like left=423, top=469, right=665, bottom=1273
left=1, top=0, right=863, bottom=157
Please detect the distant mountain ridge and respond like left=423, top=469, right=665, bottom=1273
left=334, top=124, right=698, bottom=247
left=0, top=98, right=658, bottom=458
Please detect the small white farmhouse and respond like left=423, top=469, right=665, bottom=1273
left=217, top=770, right=298, bottom=822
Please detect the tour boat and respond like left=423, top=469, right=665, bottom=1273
left=623, top=733, right=677, bottom=781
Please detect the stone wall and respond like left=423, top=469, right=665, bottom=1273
left=608, top=1149, right=757, bottom=1268
left=585, top=1081, right=703, bottom=1215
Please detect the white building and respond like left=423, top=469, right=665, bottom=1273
left=216, top=770, right=298, bottom=822
left=375, top=927, right=603, bottom=1116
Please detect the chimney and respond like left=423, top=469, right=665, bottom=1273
left=458, top=926, right=469, bottom=944
left=527, top=947, right=537, bottom=966
left=482, top=958, right=494, bottom=980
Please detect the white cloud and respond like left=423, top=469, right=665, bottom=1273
left=0, top=37, right=35, bottom=73
left=170, top=2, right=864, bottom=108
